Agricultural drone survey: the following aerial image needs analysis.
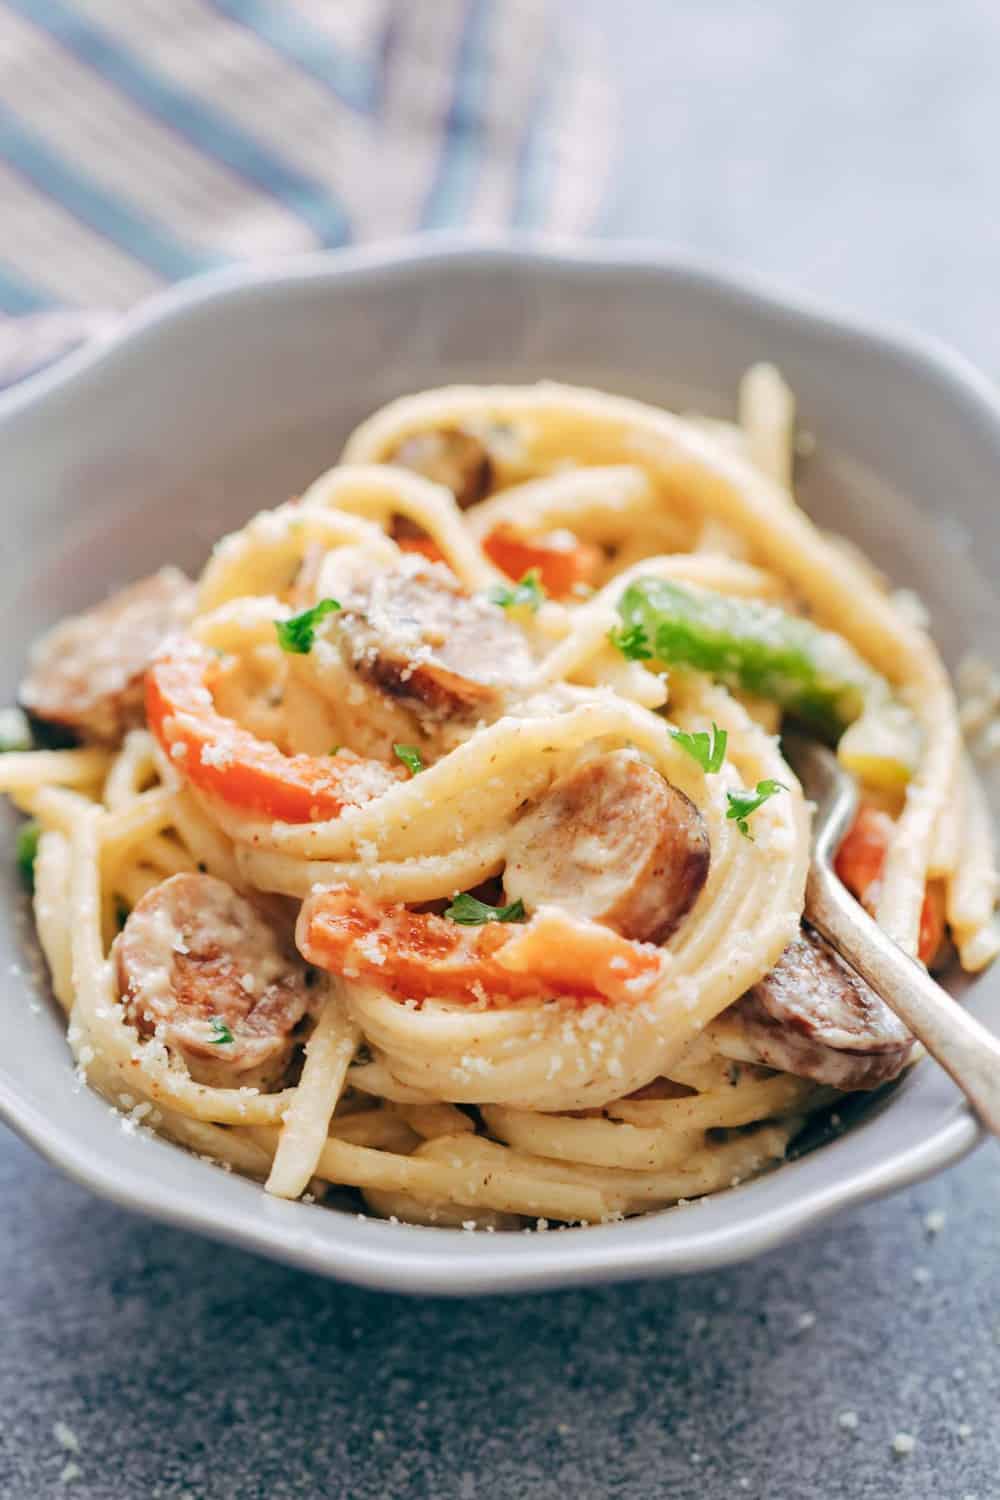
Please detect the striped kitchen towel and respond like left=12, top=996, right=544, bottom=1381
left=0, top=0, right=614, bottom=384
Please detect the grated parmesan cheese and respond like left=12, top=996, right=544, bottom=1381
left=200, top=740, right=234, bottom=770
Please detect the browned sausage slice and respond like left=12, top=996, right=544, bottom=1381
left=502, top=751, right=711, bottom=944
left=720, top=927, right=914, bottom=1091
left=387, top=428, right=493, bottom=510
left=338, top=558, right=534, bottom=721
left=114, top=873, right=315, bottom=1089
left=20, top=567, right=195, bottom=744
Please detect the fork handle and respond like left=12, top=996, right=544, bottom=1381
left=806, top=866, right=1000, bottom=1138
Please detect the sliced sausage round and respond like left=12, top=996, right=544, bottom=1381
left=114, top=873, right=315, bottom=1089
left=338, top=558, right=534, bottom=721
left=387, top=428, right=493, bottom=510
left=502, top=751, right=711, bottom=944
left=724, top=926, right=914, bottom=1091
left=20, top=567, right=195, bottom=744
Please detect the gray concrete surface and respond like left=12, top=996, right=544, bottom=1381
left=4, top=2, right=1000, bottom=1495
left=587, top=0, right=1000, bottom=377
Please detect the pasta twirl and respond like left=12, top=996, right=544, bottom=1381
left=3, top=370, right=996, bottom=1230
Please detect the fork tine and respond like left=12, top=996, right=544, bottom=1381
left=782, top=732, right=859, bottom=867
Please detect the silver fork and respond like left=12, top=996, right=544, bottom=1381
left=783, top=733, right=1000, bottom=1137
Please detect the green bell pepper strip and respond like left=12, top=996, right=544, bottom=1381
left=612, top=580, right=919, bottom=786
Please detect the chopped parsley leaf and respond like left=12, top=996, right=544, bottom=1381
left=393, top=743, right=423, bottom=776
left=444, top=893, right=527, bottom=925
left=608, top=621, right=652, bottom=661
left=16, top=820, right=40, bottom=888
left=274, top=598, right=340, bottom=654
left=726, top=779, right=787, bottom=838
left=490, top=569, right=545, bottom=613
left=671, top=722, right=728, bottom=773
left=208, top=1016, right=235, bottom=1045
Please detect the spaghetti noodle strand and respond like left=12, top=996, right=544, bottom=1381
left=266, top=990, right=360, bottom=1199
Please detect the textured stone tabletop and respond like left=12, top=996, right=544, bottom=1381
left=4, top=3, right=1000, bottom=1497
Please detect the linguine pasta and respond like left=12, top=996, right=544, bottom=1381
left=4, top=369, right=997, bottom=1230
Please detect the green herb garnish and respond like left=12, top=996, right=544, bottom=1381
left=16, top=821, right=40, bottom=888
left=274, top=598, right=341, bottom=654
left=608, top=621, right=653, bottom=662
left=671, top=722, right=728, bottom=773
left=490, top=569, right=545, bottom=613
left=393, top=744, right=423, bottom=776
left=726, top=779, right=787, bottom=839
left=208, top=1016, right=235, bottom=1045
left=444, top=894, right=527, bottom=926
left=115, top=901, right=130, bottom=931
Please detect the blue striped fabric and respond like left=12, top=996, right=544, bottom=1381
left=0, top=0, right=614, bottom=385
left=419, top=0, right=495, bottom=231
left=5, top=0, right=354, bottom=249
left=512, top=18, right=561, bottom=232
left=0, top=100, right=219, bottom=282
left=0, top=267, right=58, bottom=317
left=204, top=0, right=379, bottom=114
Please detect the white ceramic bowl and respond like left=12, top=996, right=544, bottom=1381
left=2, top=237, right=997, bottom=1295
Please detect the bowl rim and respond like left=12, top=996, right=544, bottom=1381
left=1, top=1061, right=980, bottom=1295
left=5, top=229, right=1000, bottom=433
left=0, top=233, right=991, bottom=1295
